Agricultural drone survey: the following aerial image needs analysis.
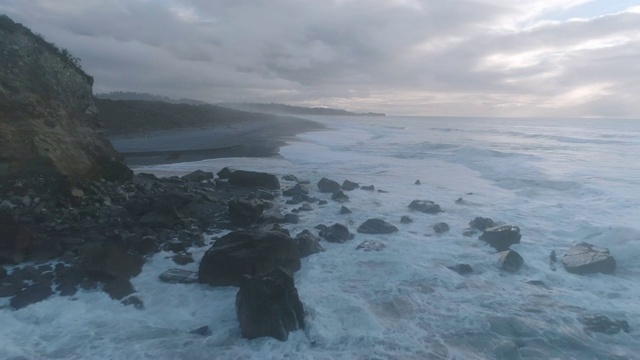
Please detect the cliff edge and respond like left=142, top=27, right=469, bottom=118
left=0, top=15, right=129, bottom=181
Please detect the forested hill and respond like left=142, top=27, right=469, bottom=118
left=96, top=91, right=207, bottom=105
left=95, top=99, right=317, bottom=135
left=219, top=103, right=386, bottom=116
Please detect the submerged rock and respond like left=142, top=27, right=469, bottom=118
left=433, top=222, right=450, bottom=234
left=400, top=216, right=413, bottom=224
left=469, top=217, right=497, bottom=231
left=408, top=200, right=442, bottom=214
left=357, top=218, right=398, bottom=234
left=356, top=240, right=386, bottom=251
left=317, top=177, right=341, bottom=193
left=580, top=314, right=630, bottom=334
left=159, top=268, right=199, bottom=284
left=447, top=264, right=473, bottom=275
left=479, top=225, right=521, bottom=251
left=562, top=243, right=616, bottom=275
left=340, top=206, right=352, bottom=214
left=198, top=229, right=301, bottom=287
left=236, top=267, right=305, bottom=341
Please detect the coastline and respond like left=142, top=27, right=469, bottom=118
left=107, top=116, right=324, bottom=166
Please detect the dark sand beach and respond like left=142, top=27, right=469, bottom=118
left=108, top=116, right=324, bottom=166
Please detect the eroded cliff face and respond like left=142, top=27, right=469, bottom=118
left=0, top=15, right=128, bottom=180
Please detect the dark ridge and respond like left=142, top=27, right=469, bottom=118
left=218, top=102, right=386, bottom=116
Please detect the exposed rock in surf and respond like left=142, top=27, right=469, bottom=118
left=284, top=213, right=299, bottom=224
left=190, top=325, right=212, bottom=336
left=342, top=180, right=360, bottom=191
left=295, top=230, right=324, bottom=258
left=356, top=240, right=386, bottom=251
left=415, top=180, right=421, bottom=185
left=229, top=170, right=280, bottom=190
left=408, top=200, right=442, bottom=214
left=400, top=216, right=413, bottom=224
left=297, top=203, right=313, bottom=212
left=228, top=197, right=264, bottom=227
left=159, top=268, right=199, bottom=284
left=562, top=243, right=616, bottom=275
left=447, top=264, right=473, bottom=275
left=498, top=250, right=524, bottom=273
left=77, top=238, right=144, bottom=280
left=171, top=253, right=194, bottom=265
left=320, top=223, right=353, bottom=243
left=236, top=267, right=305, bottom=341
left=103, top=277, right=135, bottom=300
left=216, top=167, right=236, bottom=179
left=198, top=229, right=301, bottom=287
left=122, top=295, right=144, bottom=309
left=282, top=174, right=299, bottom=182
left=340, top=206, right=352, bottom=214
left=361, top=185, right=375, bottom=191
left=182, top=170, right=214, bottom=182
left=317, top=177, right=341, bottom=193
left=469, top=217, right=497, bottom=231
left=331, top=190, right=349, bottom=202
left=580, top=314, right=630, bottom=334
left=479, top=225, right=521, bottom=251
left=9, top=283, right=54, bottom=309
left=433, top=222, right=450, bottom=234
left=283, top=183, right=309, bottom=197
left=357, top=218, right=398, bottom=234
left=318, top=200, right=328, bottom=205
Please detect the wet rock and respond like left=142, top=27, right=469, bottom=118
left=198, top=229, right=301, bottom=287
left=415, top=180, right=421, bottom=185
left=190, top=325, right=212, bottom=336
left=480, top=225, right=521, bottom=251
left=361, top=185, right=375, bottom=191
left=228, top=197, right=264, bottom=227
left=263, top=208, right=285, bottom=224
left=295, top=230, right=324, bottom=258
left=122, top=295, right=144, bottom=309
left=357, top=218, right=398, bottom=234
left=229, top=170, right=280, bottom=190
left=320, top=223, right=353, bottom=243
left=216, top=167, right=236, bottom=179
left=580, top=314, right=630, bottom=334
left=562, top=243, right=616, bottom=275
left=317, top=177, right=341, bottom=193
left=463, top=229, right=477, bottom=237
left=0, top=282, right=21, bottom=298
left=356, top=240, right=386, bottom=251
left=297, top=203, right=313, bottom=212
left=455, top=197, right=465, bottom=204
left=318, top=200, right=328, bottom=205
left=469, top=217, right=497, bottom=231
left=182, top=170, right=214, bottom=182
left=341, top=180, right=360, bottom=191
left=78, top=240, right=144, bottom=280
left=159, top=268, right=199, bottom=284
left=447, top=264, right=473, bottom=275
left=9, top=283, right=53, bottom=309
left=283, top=183, right=309, bottom=197
left=0, top=211, right=33, bottom=263
left=236, top=267, right=305, bottom=341
left=0, top=267, right=6, bottom=279
left=132, top=235, right=160, bottom=256
left=331, top=190, right=349, bottom=202
left=400, top=216, right=413, bottom=224
left=282, top=174, right=298, bottom=182
left=498, top=250, right=524, bottom=273
left=172, top=253, right=194, bottom=265
left=340, top=206, right=352, bottom=214
left=104, top=278, right=135, bottom=300
left=408, top=200, right=442, bottom=214
left=433, top=222, right=450, bottom=234
left=283, top=213, right=299, bottom=224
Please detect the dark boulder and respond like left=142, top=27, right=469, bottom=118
left=282, top=174, right=298, bottom=182
left=9, top=283, right=53, bottom=309
left=122, top=295, right=144, bottom=309
left=498, top=250, right=524, bottom=273
left=284, top=213, right=299, bottom=224
left=340, top=206, right=352, bottom=214
left=469, top=217, right=497, bottom=231
left=562, top=243, right=616, bottom=275
left=228, top=197, right=264, bottom=227
left=0, top=211, right=33, bottom=263
left=320, top=223, right=353, bottom=243
left=479, top=225, right=521, bottom=251
left=447, top=264, right=473, bottom=275
left=433, top=222, right=450, bottom=234
left=331, top=190, right=349, bottom=202
left=580, top=315, right=630, bottom=334
left=159, top=268, right=199, bottom=284
left=341, top=180, right=360, bottom=191
left=361, top=185, right=375, bottom=191
left=236, top=267, right=305, bottom=341
left=297, top=203, right=313, bottom=212
left=283, top=183, right=309, bottom=197
left=295, top=230, right=324, bottom=258
left=408, top=200, right=442, bottom=214
left=357, top=218, right=398, bottom=234
left=356, top=240, right=385, bottom=251
left=229, top=170, right=280, bottom=190
left=182, top=170, right=214, bottom=182
left=198, top=229, right=301, bottom=287
left=317, top=178, right=341, bottom=193
left=216, top=167, right=236, bottom=179
left=78, top=240, right=144, bottom=280
left=104, top=278, right=135, bottom=300
left=400, top=216, right=413, bottom=224
left=415, top=180, right=421, bottom=185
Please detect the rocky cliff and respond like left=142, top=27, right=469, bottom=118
left=0, top=15, right=128, bottom=180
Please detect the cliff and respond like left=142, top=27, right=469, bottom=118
left=0, top=15, right=129, bottom=180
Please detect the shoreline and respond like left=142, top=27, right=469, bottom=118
left=108, top=117, right=324, bottom=166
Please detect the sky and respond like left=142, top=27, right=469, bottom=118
left=2, top=0, right=639, bottom=117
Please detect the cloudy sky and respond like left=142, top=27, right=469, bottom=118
left=2, top=0, right=639, bottom=117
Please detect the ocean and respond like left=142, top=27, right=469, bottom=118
left=2, top=116, right=639, bottom=359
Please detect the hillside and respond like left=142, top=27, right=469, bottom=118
left=96, top=91, right=207, bottom=105
left=219, top=102, right=386, bottom=116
